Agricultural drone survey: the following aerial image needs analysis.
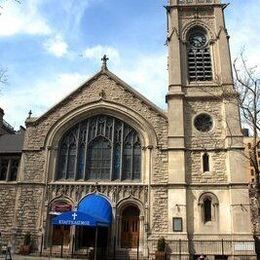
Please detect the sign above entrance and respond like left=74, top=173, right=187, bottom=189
left=52, top=211, right=109, bottom=227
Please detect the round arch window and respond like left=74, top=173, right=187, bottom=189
left=194, top=113, right=213, bottom=132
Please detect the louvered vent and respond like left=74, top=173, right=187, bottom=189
left=188, top=47, right=212, bottom=81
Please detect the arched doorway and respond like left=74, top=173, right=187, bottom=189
left=48, top=200, right=72, bottom=247
left=121, top=205, right=140, bottom=248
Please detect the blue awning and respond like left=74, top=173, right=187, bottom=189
left=78, top=194, right=112, bottom=225
left=52, top=211, right=110, bottom=227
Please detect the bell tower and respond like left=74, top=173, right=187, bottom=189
left=166, top=0, right=255, bottom=257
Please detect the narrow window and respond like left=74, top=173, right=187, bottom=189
left=122, top=143, right=132, bottom=180
left=204, top=198, right=212, bottom=222
left=203, top=153, right=209, bottom=172
left=87, top=137, right=111, bottom=180
left=58, top=144, right=66, bottom=179
left=77, top=144, right=85, bottom=180
left=113, top=143, right=121, bottom=180
left=9, top=159, right=19, bottom=181
left=0, top=159, right=9, bottom=180
left=67, top=143, right=77, bottom=179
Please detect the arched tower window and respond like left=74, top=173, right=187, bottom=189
left=198, top=193, right=219, bottom=224
left=202, top=153, right=210, bottom=172
left=187, top=27, right=212, bottom=81
left=56, top=115, right=141, bottom=181
left=204, top=198, right=212, bottom=222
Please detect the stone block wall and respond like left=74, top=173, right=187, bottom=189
left=151, top=187, right=168, bottom=233
left=22, top=151, right=45, bottom=182
left=15, top=186, right=44, bottom=232
left=184, top=100, right=225, bottom=150
left=0, top=185, right=17, bottom=242
left=186, top=150, right=227, bottom=183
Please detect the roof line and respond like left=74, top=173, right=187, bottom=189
left=27, top=69, right=167, bottom=125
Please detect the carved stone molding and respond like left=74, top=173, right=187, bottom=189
left=47, top=184, right=148, bottom=207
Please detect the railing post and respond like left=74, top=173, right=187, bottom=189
left=50, top=238, right=52, bottom=257
left=40, top=233, right=43, bottom=256
left=60, top=230, right=64, bottom=258
left=221, top=239, right=224, bottom=256
left=179, top=239, right=181, bottom=260
left=71, top=235, right=75, bottom=258
left=113, top=236, right=116, bottom=259
left=137, top=236, right=139, bottom=260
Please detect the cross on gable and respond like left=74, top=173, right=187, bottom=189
left=101, top=54, right=109, bottom=70
left=28, top=110, right=32, bottom=119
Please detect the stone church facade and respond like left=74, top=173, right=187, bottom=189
left=0, top=0, right=257, bottom=259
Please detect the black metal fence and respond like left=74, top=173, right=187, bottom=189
left=150, top=239, right=256, bottom=258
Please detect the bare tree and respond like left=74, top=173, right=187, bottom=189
left=0, top=67, right=8, bottom=85
left=233, top=52, right=260, bottom=237
left=0, top=0, right=21, bottom=15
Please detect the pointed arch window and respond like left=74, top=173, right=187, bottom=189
left=187, top=27, right=213, bottom=81
left=56, top=115, right=141, bottom=181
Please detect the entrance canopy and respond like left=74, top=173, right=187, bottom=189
left=52, top=211, right=110, bottom=227
left=78, top=194, right=112, bottom=224
left=52, top=194, right=112, bottom=227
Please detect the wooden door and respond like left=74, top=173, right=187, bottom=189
left=52, top=225, right=70, bottom=245
left=121, top=206, right=140, bottom=248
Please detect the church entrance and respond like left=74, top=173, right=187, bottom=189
left=75, top=226, right=109, bottom=258
left=121, top=205, right=140, bottom=248
left=52, top=225, right=70, bottom=246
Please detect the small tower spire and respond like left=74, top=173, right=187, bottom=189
left=101, top=54, right=109, bottom=70
left=28, top=110, right=32, bottom=119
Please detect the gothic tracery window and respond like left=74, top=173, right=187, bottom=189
left=187, top=27, right=213, bottom=81
left=56, top=115, right=141, bottom=181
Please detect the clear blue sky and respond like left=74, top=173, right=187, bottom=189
left=0, top=0, right=259, bottom=129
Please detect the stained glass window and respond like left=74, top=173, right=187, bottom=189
left=56, top=115, right=141, bottom=181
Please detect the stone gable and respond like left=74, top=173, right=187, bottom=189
left=24, top=72, right=168, bottom=151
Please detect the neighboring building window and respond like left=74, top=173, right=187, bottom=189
left=199, top=193, right=218, bottom=224
left=202, top=153, right=210, bottom=172
left=187, top=27, right=212, bottom=81
left=56, top=115, right=141, bottom=181
left=194, top=113, right=213, bottom=132
left=0, top=157, right=19, bottom=181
